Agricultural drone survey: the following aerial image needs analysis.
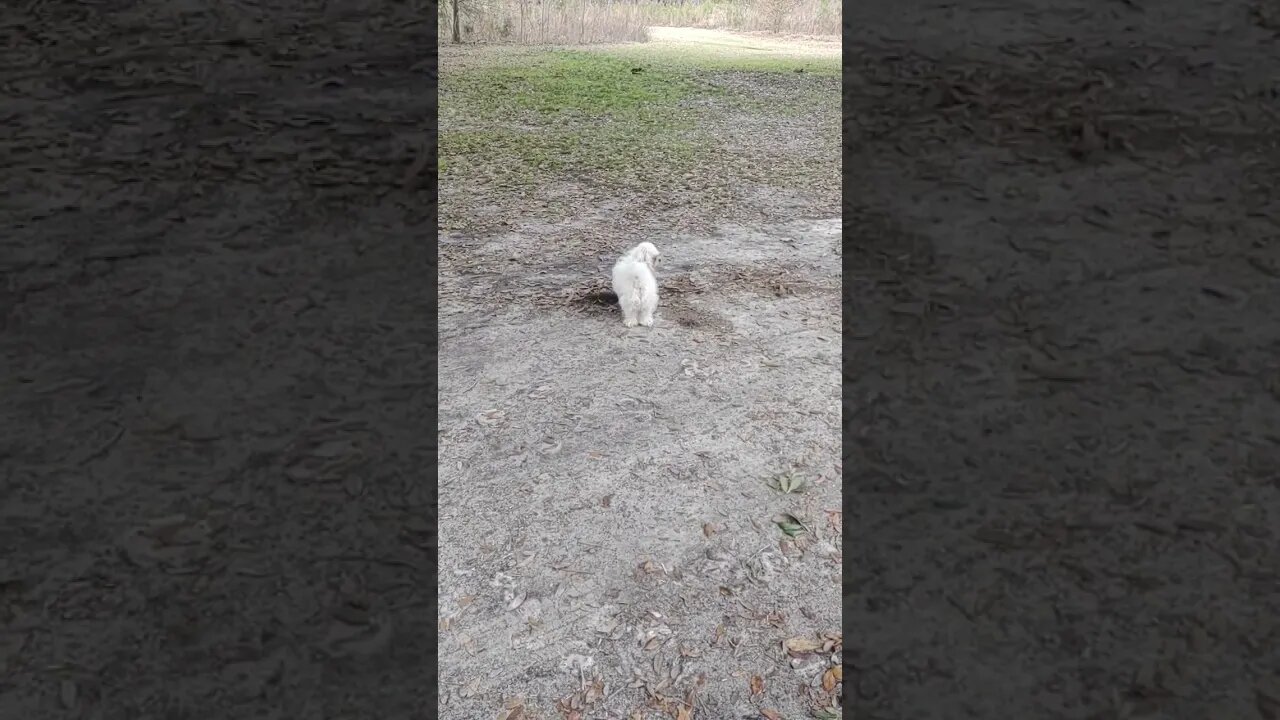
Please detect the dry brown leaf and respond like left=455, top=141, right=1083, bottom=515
left=785, top=635, right=824, bottom=654
left=760, top=710, right=783, bottom=720
left=825, top=510, right=842, bottom=534
left=676, top=706, right=693, bottom=720
left=702, top=522, right=717, bottom=537
left=749, top=675, right=764, bottom=696
left=822, top=667, right=842, bottom=692
left=822, top=630, right=843, bottom=651
left=497, top=698, right=525, bottom=720
left=458, top=595, right=476, bottom=607
left=601, top=494, right=613, bottom=508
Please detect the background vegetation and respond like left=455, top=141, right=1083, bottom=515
left=443, top=0, right=841, bottom=44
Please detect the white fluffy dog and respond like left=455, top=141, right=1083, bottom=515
left=611, top=241, right=661, bottom=327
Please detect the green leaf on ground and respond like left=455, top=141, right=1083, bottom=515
left=768, top=469, right=807, bottom=494
left=772, top=513, right=807, bottom=537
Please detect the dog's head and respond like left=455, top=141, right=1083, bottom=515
left=631, top=241, right=661, bottom=269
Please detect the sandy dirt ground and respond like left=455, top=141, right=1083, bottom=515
left=438, top=219, right=842, bottom=719
left=846, top=0, right=1280, bottom=718
left=1, top=2, right=437, bottom=719
left=437, top=29, right=843, bottom=720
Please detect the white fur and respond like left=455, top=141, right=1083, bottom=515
left=611, top=241, right=661, bottom=328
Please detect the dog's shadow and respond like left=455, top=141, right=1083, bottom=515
left=566, top=276, right=731, bottom=333
left=571, top=285, right=619, bottom=315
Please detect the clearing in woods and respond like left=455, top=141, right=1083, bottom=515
left=437, top=28, right=844, bottom=719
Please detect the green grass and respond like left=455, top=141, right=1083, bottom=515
left=439, top=47, right=838, bottom=187
left=609, top=44, right=840, bottom=77
left=440, top=51, right=707, bottom=184
left=458, top=52, right=697, bottom=115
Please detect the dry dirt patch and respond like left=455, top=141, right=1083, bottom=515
left=438, top=218, right=841, bottom=719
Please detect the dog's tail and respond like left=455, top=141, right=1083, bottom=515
left=619, top=264, right=651, bottom=305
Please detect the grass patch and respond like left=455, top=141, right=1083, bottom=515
left=610, top=44, right=840, bottom=77
left=440, top=50, right=707, bottom=185
left=443, top=51, right=699, bottom=118
left=439, top=44, right=839, bottom=189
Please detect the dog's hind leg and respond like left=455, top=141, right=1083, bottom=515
left=620, top=299, right=638, bottom=327
left=638, top=291, right=657, bottom=327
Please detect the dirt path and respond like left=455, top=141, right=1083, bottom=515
left=847, top=0, right=1280, bottom=717
left=1, top=3, right=436, bottom=718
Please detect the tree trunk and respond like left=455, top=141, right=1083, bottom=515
left=450, top=0, right=461, bottom=43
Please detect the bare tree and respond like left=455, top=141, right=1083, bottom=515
left=451, top=0, right=462, bottom=42
left=757, top=0, right=789, bottom=33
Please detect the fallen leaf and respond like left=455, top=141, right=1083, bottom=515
left=822, top=630, right=843, bottom=651
left=459, top=595, right=476, bottom=607
left=761, top=710, right=783, bottom=720
left=676, top=706, right=693, bottom=720
left=822, top=667, right=841, bottom=692
left=785, top=635, right=824, bottom=655
left=702, top=522, right=717, bottom=537
left=749, top=675, right=764, bottom=696
left=772, top=513, right=807, bottom=538
left=601, top=494, right=613, bottom=508
left=769, top=470, right=807, bottom=494
left=498, top=697, right=525, bottom=720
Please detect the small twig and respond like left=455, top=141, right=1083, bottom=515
left=792, top=515, right=817, bottom=537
